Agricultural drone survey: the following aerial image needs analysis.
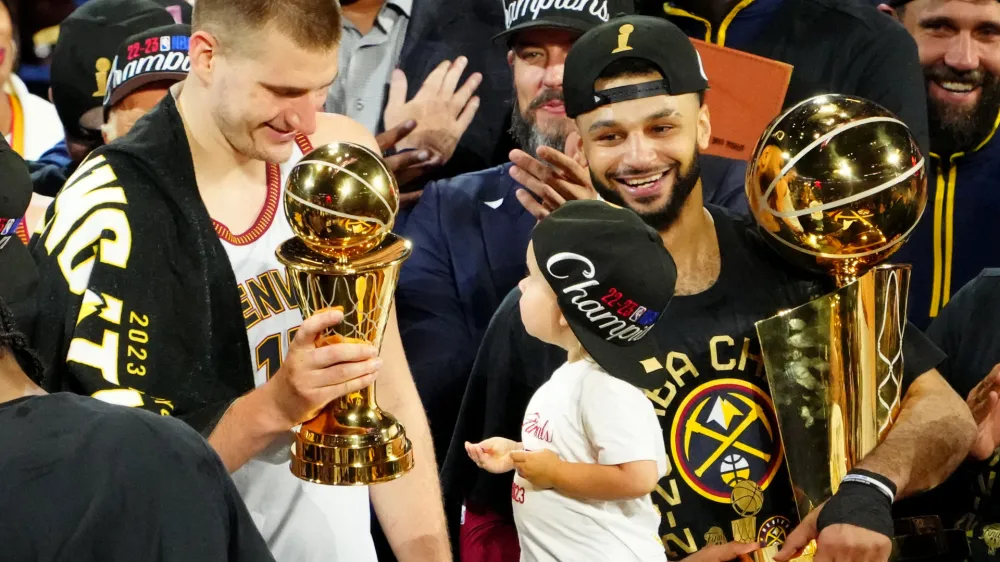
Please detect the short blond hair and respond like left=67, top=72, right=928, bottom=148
left=192, top=0, right=341, bottom=53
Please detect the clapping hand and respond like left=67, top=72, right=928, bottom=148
left=509, top=131, right=596, bottom=220
left=382, top=57, right=482, bottom=166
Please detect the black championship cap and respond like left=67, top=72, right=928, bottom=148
left=50, top=0, right=175, bottom=140
left=563, top=15, right=708, bottom=118
left=104, top=24, right=191, bottom=116
left=531, top=200, right=676, bottom=390
left=493, top=0, right=635, bottom=44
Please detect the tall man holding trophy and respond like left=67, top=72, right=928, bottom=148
left=25, top=0, right=448, bottom=561
left=449, top=15, right=989, bottom=562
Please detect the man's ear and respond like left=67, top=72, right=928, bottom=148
left=697, top=103, right=712, bottom=152
left=877, top=3, right=897, bottom=18
left=507, top=50, right=514, bottom=68
left=188, top=30, right=219, bottom=84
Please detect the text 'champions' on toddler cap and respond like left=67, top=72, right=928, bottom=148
left=531, top=200, right=677, bottom=390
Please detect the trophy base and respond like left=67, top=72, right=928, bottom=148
left=289, top=408, right=414, bottom=486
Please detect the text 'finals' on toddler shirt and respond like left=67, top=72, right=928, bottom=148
left=513, top=359, right=668, bottom=562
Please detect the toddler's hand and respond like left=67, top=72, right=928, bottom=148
left=465, top=438, right=520, bottom=474
left=511, top=449, right=561, bottom=489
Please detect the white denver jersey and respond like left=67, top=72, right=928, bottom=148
left=218, top=135, right=376, bottom=562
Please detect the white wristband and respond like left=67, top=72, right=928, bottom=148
left=841, top=473, right=895, bottom=503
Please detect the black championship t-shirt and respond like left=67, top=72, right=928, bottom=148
left=443, top=206, right=945, bottom=560
left=900, top=269, right=1000, bottom=561
left=0, top=393, right=275, bottom=562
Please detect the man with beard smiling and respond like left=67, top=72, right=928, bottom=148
left=396, top=0, right=748, bottom=505
left=879, top=0, right=1000, bottom=330
left=442, top=14, right=982, bottom=562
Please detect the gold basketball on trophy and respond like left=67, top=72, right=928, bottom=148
left=745, top=94, right=927, bottom=285
left=284, top=142, right=399, bottom=260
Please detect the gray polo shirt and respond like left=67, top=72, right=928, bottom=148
left=325, top=0, right=412, bottom=133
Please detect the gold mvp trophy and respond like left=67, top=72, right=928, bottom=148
left=744, top=95, right=927, bottom=562
left=276, top=142, right=414, bottom=485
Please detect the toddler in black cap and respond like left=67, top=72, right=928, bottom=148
left=466, top=199, right=676, bottom=561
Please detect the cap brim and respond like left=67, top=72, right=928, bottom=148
left=491, top=17, right=588, bottom=44
left=105, top=71, right=187, bottom=112
left=570, top=315, right=668, bottom=391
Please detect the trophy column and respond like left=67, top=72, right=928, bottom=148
left=277, top=235, right=414, bottom=485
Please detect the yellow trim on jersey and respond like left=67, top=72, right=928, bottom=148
left=942, top=162, right=958, bottom=307
left=926, top=109, right=1000, bottom=319
left=662, top=3, right=712, bottom=41
left=717, top=0, right=756, bottom=46
left=929, top=158, right=944, bottom=319
left=662, top=0, right=757, bottom=45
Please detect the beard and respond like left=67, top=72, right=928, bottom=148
left=925, top=62, right=1000, bottom=155
left=591, top=151, right=702, bottom=231
left=510, top=89, right=571, bottom=155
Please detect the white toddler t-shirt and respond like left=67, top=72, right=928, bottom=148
left=512, top=359, right=668, bottom=562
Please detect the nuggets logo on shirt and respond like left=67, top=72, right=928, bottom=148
left=670, top=378, right=782, bottom=503
left=758, top=515, right=792, bottom=547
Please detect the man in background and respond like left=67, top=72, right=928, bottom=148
left=879, top=0, right=1000, bottom=330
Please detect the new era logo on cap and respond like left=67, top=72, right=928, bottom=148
left=493, top=0, right=633, bottom=43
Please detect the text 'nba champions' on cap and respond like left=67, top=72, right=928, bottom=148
left=493, top=0, right=634, bottom=43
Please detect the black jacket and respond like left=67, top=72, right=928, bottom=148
left=639, top=0, right=930, bottom=154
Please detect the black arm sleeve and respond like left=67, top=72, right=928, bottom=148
left=902, top=321, right=947, bottom=393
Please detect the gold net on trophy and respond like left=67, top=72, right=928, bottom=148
left=276, top=142, right=414, bottom=486
left=744, top=94, right=927, bottom=561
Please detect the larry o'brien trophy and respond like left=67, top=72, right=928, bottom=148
left=276, top=142, right=413, bottom=486
left=746, top=94, right=932, bottom=562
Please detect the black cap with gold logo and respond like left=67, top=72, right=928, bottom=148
left=563, top=15, right=708, bottom=118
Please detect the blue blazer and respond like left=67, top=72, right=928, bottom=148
left=395, top=155, right=749, bottom=465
